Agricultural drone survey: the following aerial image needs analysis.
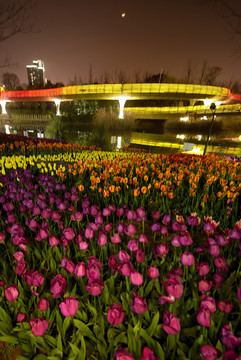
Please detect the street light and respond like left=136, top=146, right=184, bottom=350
left=203, top=102, right=216, bottom=155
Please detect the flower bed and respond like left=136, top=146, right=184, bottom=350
left=0, top=137, right=240, bottom=359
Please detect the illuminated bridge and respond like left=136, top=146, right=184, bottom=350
left=1, top=83, right=241, bottom=119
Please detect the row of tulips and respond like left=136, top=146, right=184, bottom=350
left=0, top=132, right=100, bottom=156
left=0, top=150, right=240, bottom=229
left=0, top=164, right=240, bottom=359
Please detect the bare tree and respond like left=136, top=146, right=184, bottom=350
left=183, top=59, right=197, bottom=84
left=117, top=70, right=129, bottom=84
left=199, top=61, right=207, bottom=84
left=203, top=65, right=222, bottom=85
left=0, top=1, right=35, bottom=43
left=2, top=72, right=20, bottom=90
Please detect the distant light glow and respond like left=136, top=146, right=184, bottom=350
left=196, top=135, right=202, bottom=141
left=215, top=101, right=222, bottom=107
left=5, top=125, right=10, bottom=134
left=121, top=12, right=126, bottom=18
left=117, top=136, right=122, bottom=149
left=180, top=116, right=189, bottom=122
left=204, top=99, right=214, bottom=106
left=176, top=134, right=185, bottom=139
left=118, top=96, right=129, bottom=119
left=200, top=115, right=207, bottom=120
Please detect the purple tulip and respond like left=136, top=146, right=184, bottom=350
left=151, top=223, right=161, bottom=232
left=88, top=256, right=102, bottom=269
left=198, top=280, right=212, bottom=292
left=116, top=207, right=124, bottom=217
left=159, top=294, right=175, bottom=305
left=127, top=239, right=139, bottom=252
left=217, top=300, right=233, bottom=313
left=118, top=250, right=131, bottom=261
left=23, top=270, right=44, bottom=287
left=114, top=347, right=134, bottom=360
left=49, top=235, right=60, bottom=247
left=141, top=347, right=160, bottom=360
left=220, top=325, right=241, bottom=350
left=162, top=278, right=183, bottom=299
left=162, top=311, right=181, bottom=335
left=154, top=243, right=169, bottom=257
left=131, top=291, right=148, bottom=314
left=59, top=296, right=79, bottom=317
left=15, top=260, right=27, bottom=275
left=61, top=256, right=75, bottom=274
left=196, top=306, right=211, bottom=327
left=117, top=222, right=126, bottom=233
left=85, top=226, right=94, bottom=239
left=209, top=245, right=220, bottom=257
left=4, top=284, right=19, bottom=302
left=97, top=231, right=107, bottom=246
left=86, top=278, right=104, bottom=296
left=180, top=252, right=195, bottom=266
left=107, top=303, right=125, bottom=325
left=196, top=262, right=210, bottom=276
left=151, top=210, right=160, bottom=220
left=111, top=233, right=122, bottom=244
left=63, top=227, right=75, bottom=241
left=37, top=298, right=50, bottom=312
left=200, top=344, right=222, bottom=360
left=50, top=274, right=67, bottom=298
left=223, top=351, right=241, bottom=360
left=86, top=263, right=101, bottom=280
left=200, top=294, right=216, bottom=313
left=214, top=256, right=229, bottom=274
left=179, top=233, right=193, bottom=246
left=147, top=266, right=159, bottom=279
left=126, top=210, right=137, bottom=221
left=117, top=260, right=134, bottom=277
left=124, top=224, right=137, bottom=236
left=29, top=318, right=50, bottom=336
left=139, top=234, right=149, bottom=243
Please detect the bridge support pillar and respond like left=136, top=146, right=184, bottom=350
left=118, top=97, right=128, bottom=119
left=54, top=99, right=61, bottom=116
left=0, top=101, right=8, bottom=114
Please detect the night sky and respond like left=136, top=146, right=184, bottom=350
left=1, top=0, right=241, bottom=87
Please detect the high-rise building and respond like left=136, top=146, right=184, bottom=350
left=26, top=60, right=45, bottom=88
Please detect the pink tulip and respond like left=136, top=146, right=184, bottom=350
left=180, top=252, right=195, bottom=266
left=118, top=250, right=131, bottom=261
left=97, top=231, right=107, bottom=246
left=50, top=274, right=67, bottom=298
left=141, top=346, right=160, bottom=360
left=139, top=234, right=149, bottom=243
left=214, top=256, right=229, bottom=274
left=114, top=347, right=134, bottom=360
left=0, top=232, right=6, bottom=243
left=131, top=291, right=148, bottom=314
left=75, top=262, right=86, bottom=277
left=223, top=350, right=241, bottom=360
left=130, top=271, right=143, bottom=286
left=111, top=233, right=122, bottom=244
left=200, top=344, right=222, bottom=360
left=13, top=251, right=25, bottom=262
left=196, top=262, right=210, bottom=276
left=198, top=280, right=212, bottom=292
left=118, top=260, right=134, bottom=277
left=127, top=239, right=139, bottom=252
left=15, top=260, right=27, bottom=275
left=162, top=311, right=181, bottom=335
left=217, top=300, right=233, bottom=313
left=61, top=256, right=75, bottom=274
left=59, top=296, right=79, bottom=317
left=107, top=303, right=125, bottom=325
left=86, top=263, right=101, bottom=280
left=162, top=278, right=183, bottom=299
left=79, top=241, right=88, bottom=250
left=86, top=278, right=104, bottom=296
left=136, top=249, right=145, bottom=263
left=17, top=313, right=27, bottom=322
left=196, top=306, right=211, bottom=327
left=147, top=266, right=159, bottom=279
left=49, top=235, right=60, bottom=247
left=29, top=318, right=50, bottom=336
left=200, top=294, right=216, bottom=313
left=220, top=325, right=241, bottom=350
left=37, top=298, right=50, bottom=312
left=4, top=284, right=19, bottom=302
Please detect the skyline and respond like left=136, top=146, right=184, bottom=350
left=1, top=0, right=241, bottom=87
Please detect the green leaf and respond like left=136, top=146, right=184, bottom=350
left=63, top=316, right=71, bottom=339
left=0, top=306, right=12, bottom=332
left=33, top=355, right=48, bottom=360
left=144, top=280, right=153, bottom=297
left=112, top=332, right=128, bottom=347
left=44, top=335, right=57, bottom=348
left=140, top=328, right=165, bottom=360
left=57, top=333, right=63, bottom=353
left=86, top=303, right=97, bottom=318
left=147, top=311, right=160, bottom=337
left=69, top=342, right=82, bottom=357
left=0, top=335, right=18, bottom=345
left=16, top=356, right=29, bottom=360
left=73, top=320, right=96, bottom=342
